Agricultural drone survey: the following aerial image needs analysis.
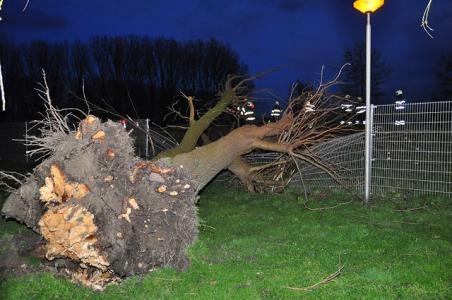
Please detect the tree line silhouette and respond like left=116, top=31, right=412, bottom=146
left=0, top=36, right=250, bottom=122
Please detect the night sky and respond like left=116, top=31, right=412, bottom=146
left=1, top=0, right=451, bottom=105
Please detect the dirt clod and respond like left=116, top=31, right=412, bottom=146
left=157, top=185, right=167, bottom=193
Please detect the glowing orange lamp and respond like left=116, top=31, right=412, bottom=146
left=353, top=0, right=384, bottom=13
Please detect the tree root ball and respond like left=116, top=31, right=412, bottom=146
left=1, top=116, right=199, bottom=289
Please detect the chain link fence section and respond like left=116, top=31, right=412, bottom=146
left=372, top=101, right=452, bottom=197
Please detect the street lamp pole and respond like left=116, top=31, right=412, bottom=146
left=353, top=0, right=384, bottom=204
left=364, top=12, right=372, bottom=204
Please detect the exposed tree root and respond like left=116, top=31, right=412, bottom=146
left=1, top=78, right=199, bottom=290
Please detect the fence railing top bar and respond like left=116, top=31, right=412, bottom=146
left=374, top=100, right=452, bottom=109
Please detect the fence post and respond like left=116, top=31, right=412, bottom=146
left=25, top=121, right=29, bottom=164
left=145, top=118, right=150, bottom=160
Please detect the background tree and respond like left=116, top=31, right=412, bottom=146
left=437, top=52, right=452, bottom=97
left=0, top=36, right=250, bottom=122
left=289, top=79, right=316, bottom=102
left=341, top=42, right=391, bottom=103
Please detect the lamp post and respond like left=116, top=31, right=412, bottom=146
left=353, top=0, right=384, bottom=204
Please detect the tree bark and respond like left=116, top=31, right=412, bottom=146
left=157, top=90, right=235, bottom=158
left=172, top=113, right=293, bottom=190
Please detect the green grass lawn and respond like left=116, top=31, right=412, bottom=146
left=1, top=185, right=451, bottom=299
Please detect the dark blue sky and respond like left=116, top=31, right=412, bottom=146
left=1, top=0, right=451, bottom=104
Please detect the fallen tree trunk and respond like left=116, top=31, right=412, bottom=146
left=1, top=68, right=353, bottom=289
left=1, top=110, right=293, bottom=289
left=172, top=115, right=293, bottom=190
left=151, top=68, right=354, bottom=194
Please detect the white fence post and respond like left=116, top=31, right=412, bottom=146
left=145, top=118, right=150, bottom=160
left=25, top=121, right=29, bottom=164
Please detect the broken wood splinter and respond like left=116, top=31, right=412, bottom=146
left=91, top=131, right=106, bottom=141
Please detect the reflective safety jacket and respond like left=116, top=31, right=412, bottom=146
left=395, top=90, right=406, bottom=110
left=240, top=101, right=256, bottom=123
left=270, top=102, right=282, bottom=118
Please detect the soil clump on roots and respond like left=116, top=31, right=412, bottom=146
left=1, top=115, right=199, bottom=290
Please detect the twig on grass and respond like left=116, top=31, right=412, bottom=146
left=393, top=205, right=428, bottom=212
left=199, top=223, right=215, bottom=231
left=282, top=265, right=344, bottom=292
left=302, top=198, right=353, bottom=211
left=391, top=220, right=419, bottom=225
left=154, top=277, right=182, bottom=281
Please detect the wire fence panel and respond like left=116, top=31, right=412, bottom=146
left=292, top=132, right=365, bottom=193
left=237, top=133, right=366, bottom=193
left=240, top=101, right=452, bottom=198
left=372, top=101, right=452, bottom=197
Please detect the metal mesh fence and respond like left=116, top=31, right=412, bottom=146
left=243, top=133, right=366, bottom=193
left=291, top=132, right=365, bottom=193
left=243, top=101, right=452, bottom=198
left=372, top=101, right=452, bottom=196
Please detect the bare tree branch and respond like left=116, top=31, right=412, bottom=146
left=0, top=171, right=29, bottom=192
left=180, top=91, right=195, bottom=125
left=23, top=0, right=30, bottom=11
left=229, top=64, right=364, bottom=195
left=421, top=0, right=434, bottom=38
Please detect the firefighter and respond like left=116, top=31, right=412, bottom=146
left=394, top=89, right=406, bottom=126
left=340, top=103, right=355, bottom=126
left=240, top=100, right=256, bottom=124
left=354, top=103, right=366, bottom=126
left=395, top=89, right=405, bottom=110
left=355, top=95, right=366, bottom=125
left=270, top=100, right=282, bottom=121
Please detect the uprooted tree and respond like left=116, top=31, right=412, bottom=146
left=1, top=68, right=359, bottom=289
